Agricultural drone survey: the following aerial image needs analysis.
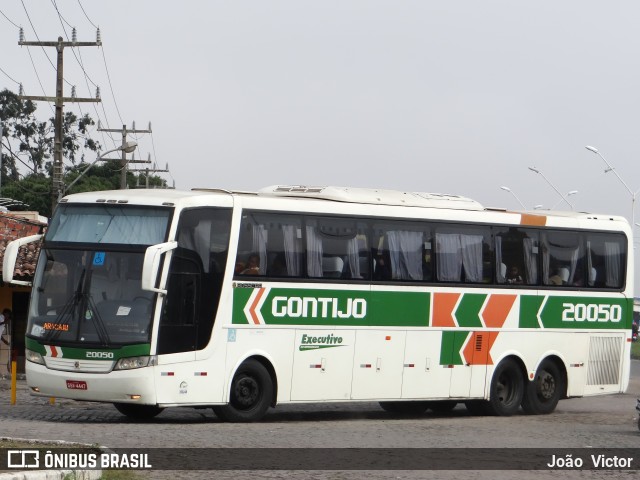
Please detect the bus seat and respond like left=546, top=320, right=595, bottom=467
left=322, top=257, right=344, bottom=278
left=558, top=267, right=570, bottom=284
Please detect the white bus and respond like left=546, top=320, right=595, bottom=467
left=4, top=186, right=633, bottom=422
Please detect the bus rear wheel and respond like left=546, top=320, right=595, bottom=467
left=113, top=403, right=164, bottom=420
left=379, top=401, right=429, bottom=415
left=486, top=358, right=524, bottom=416
left=213, top=359, right=273, bottom=422
left=521, top=360, right=564, bottom=415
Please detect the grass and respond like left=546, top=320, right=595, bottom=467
left=632, top=340, right=640, bottom=359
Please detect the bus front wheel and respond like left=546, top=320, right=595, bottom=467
left=113, top=403, right=164, bottom=420
left=521, top=359, right=564, bottom=415
left=214, top=359, right=273, bottom=422
left=486, top=358, right=524, bottom=416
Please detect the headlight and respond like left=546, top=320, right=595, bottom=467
left=114, top=355, right=156, bottom=370
left=25, top=349, right=45, bottom=365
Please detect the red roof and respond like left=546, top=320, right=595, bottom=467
left=0, top=213, right=47, bottom=280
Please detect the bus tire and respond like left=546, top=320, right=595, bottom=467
left=113, top=403, right=164, bottom=420
left=427, top=400, right=458, bottom=414
left=213, top=359, right=273, bottom=422
left=486, top=358, right=524, bottom=416
left=379, top=401, right=429, bottom=415
left=521, top=359, right=564, bottom=415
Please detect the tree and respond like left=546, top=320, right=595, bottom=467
left=1, top=88, right=167, bottom=218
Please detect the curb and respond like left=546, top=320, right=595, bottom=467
left=0, top=438, right=103, bottom=480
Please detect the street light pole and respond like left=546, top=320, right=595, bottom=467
left=499, top=186, right=526, bottom=209
left=550, top=190, right=579, bottom=210
left=528, top=166, right=575, bottom=210
left=585, top=145, right=638, bottom=227
left=61, top=141, right=138, bottom=201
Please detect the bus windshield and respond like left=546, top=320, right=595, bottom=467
left=27, top=203, right=172, bottom=346
left=27, top=249, right=154, bottom=346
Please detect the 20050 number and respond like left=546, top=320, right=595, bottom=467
left=562, top=303, right=622, bottom=323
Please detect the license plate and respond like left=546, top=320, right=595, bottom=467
left=66, top=380, right=87, bottom=390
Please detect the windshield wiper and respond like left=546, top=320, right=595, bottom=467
left=44, top=268, right=85, bottom=342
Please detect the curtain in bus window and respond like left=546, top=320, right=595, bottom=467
left=306, top=226, right=323, bottom=277
left=460, top=234, right=483, bottom=283
left=604, top=241, right=622, bottom=287
left=251, top=224, right=268, bottom=275
left=587, top=241, right=595, bottom=286
left=495, top=236, right=505, bottom=283
left=387, top=230, right=423, bottom=280
left=99, top=215, right=165, bottom=245
left=523, top=237, right=538, bottom=284
left=56, top=212, right=167, bottom=244
left=282, top=224, right=301, bottom=276
left=568, top=247, right=580, bottom=285
left=346, top=237, right=362, bottom=279
left=436, top=233, right=462, bottom=282
left=541, top=234, right=550, bottom=284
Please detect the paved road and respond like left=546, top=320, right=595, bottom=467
left=1, top=361, right=639, bottom=479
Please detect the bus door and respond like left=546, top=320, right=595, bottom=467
left=155, top=208, right=231, bottom=403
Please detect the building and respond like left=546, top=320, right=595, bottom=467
left=0, top=212, right=47, bottom=375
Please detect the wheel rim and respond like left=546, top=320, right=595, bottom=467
left=536, top=369, right=556, bottom=401
left=232, top=374, right=261, bottom=410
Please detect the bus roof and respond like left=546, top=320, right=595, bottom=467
left=256, top=185, right=485, bottom=210
left=60, top=186, right=629, bottom=226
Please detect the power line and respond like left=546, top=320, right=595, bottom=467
left=20, top=0, right=57, bottom=72
left=0, top=8, right=20, bottom=28
left=77, top=0, right=98, bottom=29
left=100, top=48, right=125, bottom=125
left=0, top=66, right=21, bottom=86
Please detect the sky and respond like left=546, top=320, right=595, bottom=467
left=2, top=1, right=640, bottom=289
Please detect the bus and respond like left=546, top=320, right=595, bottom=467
left=3, top=185, right=633, bottom=422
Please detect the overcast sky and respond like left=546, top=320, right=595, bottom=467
left=2, top=1, right=640, bottom=288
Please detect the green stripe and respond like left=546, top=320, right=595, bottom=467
left=25, top=337, right=150, bottom=359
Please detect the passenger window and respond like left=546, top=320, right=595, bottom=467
left=541, top=232, right=584, bottom=286
left=236, top=213, right=304, bottom=278
left=586, top=233, right=626, bottom=288
left=305, top=217, right=368, bottom=280
left=495, top=228, right=539, bottom=286
left=371, top=221, right=432, bottom=282
left=435, top=226, right=492, bottom=283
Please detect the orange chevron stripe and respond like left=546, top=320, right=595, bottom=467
left=432, top=293, right=460, bottom=327
left=482, top=294, right=516, bottom=328
left=462, top=331, right=500, bottom=365
left=249, top=288, right=266, bottom=325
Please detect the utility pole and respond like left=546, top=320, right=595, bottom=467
left=98, top=123, right=152, bottom=188
left=132, top=157, right=170, bottom=188
left=18, top=29, right=102, bottom=211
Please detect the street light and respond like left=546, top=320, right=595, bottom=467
left=61, top=141, right=138, bottom=200
left=585, top=145, right=640, bottom=226
left=528, top=166, right=576, bottom=210
left=550, top=190, right=579, bottom=210
left=499, top=186, right=526, bottom=209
